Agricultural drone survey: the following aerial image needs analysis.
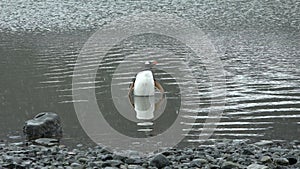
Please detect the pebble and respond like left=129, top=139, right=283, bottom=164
left=274, top=158, right=289, bottom=166
left=127, top=164, right=145, bottom=169
left=221, top=161, right=241, bottom=169
left=107, top=160, right=123, bottom=167
left=189, top=158, right=208, bottom=168
left=247, top=164, right=268, bottom=169
left=254, top=140, right=273, bottom=146
left=260, top=156, right=272, bottom=163
left=70, top=162, right=82, bottom=168
left=34, top=138, right=59, bottom=147
left=0, top=140, right=298, bottom=168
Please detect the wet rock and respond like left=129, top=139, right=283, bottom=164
left=23, top=112, right=63, bottom=140
left=78, top=157, right=89, bottom=163
left=150, top=154, right=170, bottom=168
left=221, top=161, right=241, bottom=169
left=3, top=155, right=21, bottom=164
left=284, top=155, right=297, bottom=165
left=21, top=160, right=32, bottom=167
left=127, top=150, right=140, bottom=158
left=33, top=138, right=59, bottom=146
left=247, top=164, right=268, bottom=169
left=260, top=156, right=272, bottom=163
left=107, top=160, right=123, bottom=167
left=101, top=154, right=113, bottom=161
left=76, top=144, right=83, bottom=148
left=71, top=162, right=83, bottom=169
left=162, top=150, right=174, bottom=156
left=254, top=140, right=273, bottom=146
left=177, top=154, right=193, bottom=162
left=9, top=142, right=24, bottom=147
left=242, top=149, right=254, bottom=155
left=104, top=167, right=119, bottom=169
left=274, top=158, right=289, bottom=166
left=189, top=158, right=208, bottom=168
left=125, top=157, right=144, bottom=165
left=210, top=164, right=221, bottom=169
left=113, top=154, right=126, bottom=161
left=127, top=164, right=144, bottom=169
left=8, top=135, right=21, bottom=139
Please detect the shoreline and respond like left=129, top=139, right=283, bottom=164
left=1, top=139, right=299, bottom=168
left=1, top=1, right=299, bottom=33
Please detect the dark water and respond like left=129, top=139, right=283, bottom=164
left=0, top=29, right=299, bottom=148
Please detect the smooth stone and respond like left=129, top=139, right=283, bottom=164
left=101, top=162, right=112, bottom=168
left=2, top=163, right=20, bottom=168
left=284, top=155, right=298, bottom=165
left=127, top=150, right=140, bottom=158
left=177, top=154, right=193, bottom=161
left=107, top=160, right=123, bottom=167
left=102, top=154, right=113, bottom=161
left=162, top=150, right=174, bottom=156
left=120, top=164, right=127, bottom=169
left=92, top=161, right=103, bottom=167
left=189, top=158, right=208, bottom=167
left=3, top=155, right=20, bottom=163
left=269, top=147, right=287, bottom=153
left=21, top=160, right=32, bottom=167
left=274, top=158, right=289, bottom=166
left=9, top=142, right=24, bottom=146
left=8, top=135, right=22, bottom=139
left=23, top=112, right=63, bottom=140
left=242, top=149, right=254, bottom=155
left=78, top=157, right=89, bottom=163
left=127, top=164, right=145, bottom=169
left=163, top=166, right=172, bottom=169
left=254, top=140, right=273, bottom=146
left=70, top=162, right=83, bottom=169
left=125, top=158, right=144, bottom=165
left=221, top=161, right=241, bottom=169
left=150, top=154, right=170, bottom=169
left=247, top=164, right=269, bottom=169
left=99, top=147, right=112, bottom=155
left=260, top=156, right=272, bottom=163
left=210, top=164, right=221, bottom=169
left=113, top=154, right=126, bottom=161
left=34, top=138, right=59, bottom=146
left=76, top=144, right=83, bottom=147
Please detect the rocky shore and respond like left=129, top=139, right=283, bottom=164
left=1, top=139, right=299, bottom=169
left=1, top=0, right=299, bottom=32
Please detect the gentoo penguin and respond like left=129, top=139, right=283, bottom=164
left=128, top=61, right=164, bottom=96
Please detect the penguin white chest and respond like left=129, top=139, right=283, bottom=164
left=134, top=70, right=155, bottom=96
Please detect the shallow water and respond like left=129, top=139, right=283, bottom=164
left=0, top=29, right=299, bottom=148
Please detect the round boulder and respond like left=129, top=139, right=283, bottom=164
left=23, top=112, right=63, bottom=140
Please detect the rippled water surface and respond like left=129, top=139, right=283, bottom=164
left=0, top=29, right=299, bottom=147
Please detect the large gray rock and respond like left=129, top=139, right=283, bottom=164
left=150, top=154, right=170, bottom=169
left=23, top=112, right=63, bottom=140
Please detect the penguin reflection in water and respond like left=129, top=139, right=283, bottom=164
left=128, top=61, right=165, bottom=122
